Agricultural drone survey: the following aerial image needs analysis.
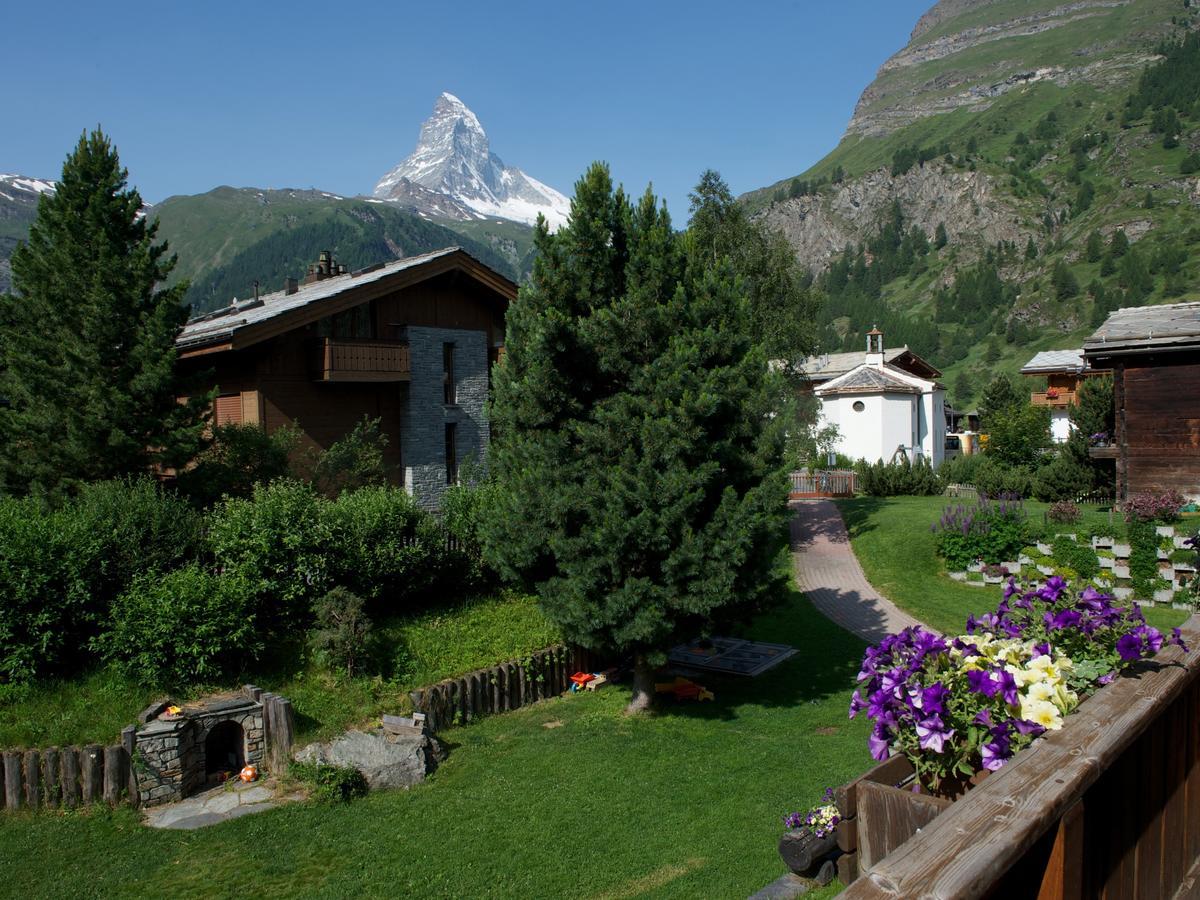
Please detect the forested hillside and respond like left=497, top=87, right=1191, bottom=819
left=746, top=0, right=1200, bottom=409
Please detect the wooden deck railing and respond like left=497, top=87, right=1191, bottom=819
left=841, top=613, right=1200, bottom=899
left=310, top=338, right=411, bottom=382
left=1031, top=390, right=1077, bottom=408
left=791, top=469, right=858, bottom=498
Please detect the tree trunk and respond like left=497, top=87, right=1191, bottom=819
left=625, top=655, right=656, bottom=714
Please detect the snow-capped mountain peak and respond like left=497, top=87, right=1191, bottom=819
left=373, top=94, right=569, bottom=230
left=0, top=173, right=56, bottom=202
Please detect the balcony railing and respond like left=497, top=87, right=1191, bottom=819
left=310, top=338, right=411, bottom=383
left=1030, top=390, right=1076, bottom=408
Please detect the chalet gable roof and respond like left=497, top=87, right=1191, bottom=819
left=1084, top=301, right=1200, bottom=358
left=799, top=346, right=942, bottom=383
left=1020, top=349, right=1088, bottom=375
left=815, top=364, right=923, bottom=395
left=176, top=247, right=516, bottom=355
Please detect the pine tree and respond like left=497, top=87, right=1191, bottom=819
left=934, top=222, right=948, bottom=249
left=1085, top=230, right=1105, bottom=263
left=978, top=374, right=1023, bottom=428
left=0, top=129, right=208, bottom=497
left=482, top=163, right=790, bottom=712
left=1025, top=236, right=1039, bottom=260
left=1053, top=260, right=1080, bottom=299
left=984, top=337, right=1001, bottom=364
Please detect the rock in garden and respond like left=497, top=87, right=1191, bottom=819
left=295, top=729, right=444, bottom=791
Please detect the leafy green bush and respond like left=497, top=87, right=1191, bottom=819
left=1032, top=454, right=1094, bottom=502
left=311, top=416, right=392, bottom=497
left=208, top=480, right=334, bottom=629
left=0, top=498, right=94, bottom=683
left=985, top=403, right=1051, bottom=468
left=1127, top=519, right=1161, bottom=599
left=290, top=761, right=369, bottom=802
left=854, top=458, right=942, bottom=496
left=934, top=494, right=1029, bottom=570
left=441, top=472, right=501, bottom=592
left=100, top=565, right=260, bottom=685
left=971, top=458, right=1033, bottom=499
left=310, top=588, right=373, bottom=677
left=936, top=454, right=988, bottom=488
left=176, top=423, right=299, bottom=507
left=1050, top=537, right=1099, bottom=580
left=324, top=486, right=446, bottom=609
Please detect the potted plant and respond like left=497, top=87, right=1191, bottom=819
left=778, top=789, right=841, bottom=879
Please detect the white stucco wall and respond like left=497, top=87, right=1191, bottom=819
left=820, top=391, right=922, bottom=464
left=1050, top=409, right=1072, bottom=444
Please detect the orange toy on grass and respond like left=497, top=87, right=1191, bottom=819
left=239, top=765, right=258, bottom=783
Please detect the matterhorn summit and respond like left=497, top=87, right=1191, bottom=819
left=373, top=93, right=570, bottom=230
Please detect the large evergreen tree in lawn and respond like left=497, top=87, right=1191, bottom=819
left=482, top=163, right=791, bottom=712
left=0, top=129, right=207, bottom=497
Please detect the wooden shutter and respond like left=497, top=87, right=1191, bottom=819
left=214, top=394, right=243, bottom=426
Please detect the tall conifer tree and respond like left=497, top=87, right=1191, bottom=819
left=482, top=163, right=790, bottom=711
left=0, top=129, right=207, bottom=496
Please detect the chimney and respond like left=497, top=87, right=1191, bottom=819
left=284, top=276, right=299, bottom=295
left=302, top=250, right=339, bottom=285
left=866, top=326, right=884, bottom=367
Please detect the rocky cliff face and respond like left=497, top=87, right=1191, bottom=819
left=758, top=163, right=1032, bottom=272
left=848, top=0, right=1168, bottom=138
left=374, top=93, right=570, bottom=229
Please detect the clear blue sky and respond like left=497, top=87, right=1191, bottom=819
left=4, top=0, right=931, bottom=219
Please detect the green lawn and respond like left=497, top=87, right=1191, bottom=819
left=0, top=592, right=561, bottom=748
left=0, top=586, right=870, bottom=899
left=835, top=496, right=1189, bottom=635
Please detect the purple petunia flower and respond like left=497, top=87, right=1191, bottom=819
left=1171, top=628, right=1190, bottom=653
left=915, top=716, right=954, bottom=754
left=868, top=725, right=891, bottom=761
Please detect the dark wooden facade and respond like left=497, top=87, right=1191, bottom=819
left=1103, top=351, right=1200, bottom=500
left=177, top=253, right=512, bottom=479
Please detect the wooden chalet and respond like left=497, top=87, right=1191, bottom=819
left=1019, top=349, right=1104, bottom=444
left=176, top=247, right=516, bottom=508
left=1083, top=301, right=1200, bottom=501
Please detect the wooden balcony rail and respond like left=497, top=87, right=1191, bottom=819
left=841, top=613, right=1200, bottom=899
left=790, top=469, right=858, bottom=498
left=311, top=338, right=411, bottom=383
left=1031, top=390, right=1077, bottom=408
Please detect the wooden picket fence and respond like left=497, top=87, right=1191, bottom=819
left=409, top=645, right=603, bottom=732
left=790, top=469, right=858, bottom=498
left=2, top=735, right=137, bottom=811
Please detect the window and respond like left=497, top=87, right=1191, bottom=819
left=445, top=423, right=458, bottom=485
left=852, top=400, right=866, bottom=412
left=214, top=393, right=243, bottom=426
left=316, top=303, right=374, bottom=339
left=443, top=343, right=456, bottom=405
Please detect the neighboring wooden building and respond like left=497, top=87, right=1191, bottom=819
left=176, top=247, right=515, bottom=508
left=1018, top=348, right=1102, bottom=444
left=1083, top=301, right=1200, bottom=501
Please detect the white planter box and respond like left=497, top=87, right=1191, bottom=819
left=1175, top=536, right=1192, bottom=550
left=1154, top=589, right=1175, bottom=604
left=1113, top=566, right=1131, bottom=579
left=1054, top=533, right=1078, bottom=542
left=964, top=580, right=989, bottom=588
left=1001, top=562, right=1020, bottom=574
left=967, top=562, right=984, bottom=574
left=1134, top=598, right=1154, bottom=608
left=949, top=571, right=968, bottom=582
left=1174, top=602, right=1194, bottom=611
left=1099, top=557, right=1114, bottom=569
left=1157, top=525, right=1176, bottom=538
left=1094, top=578, right=1113, bottom=589
left=1175, top=563, right=1197, bottom=574
left=1036, top=542, right=1053, bottom=556
left=1037, top=564, right=1056, bottom=577
left=1158, top=549, right=1171, bottom=561
left=1093, top=536, right=1115, bottom=549
left=1113, top=544, right=1132, bottom=558
left=1019, top=555, right=1034, bottom=566
left=984, top=575, right=1004, bottom=585
left=1113, top=587, right=1134, bottom=600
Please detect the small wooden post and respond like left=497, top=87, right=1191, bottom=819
left=3, top=751, right=22, bottom=810
left=272, top=699, right=295, bottom=772
left=121, top=726, right=139, bottom=809
left=81, top=745, right=102, bottom=804
left=42, top=747, right=59, bottom=809
left=103, top=745, right=124, bottom=806
left=61, top=747, right=80, bottom=808
left=23, top=750, right=41, bottom=809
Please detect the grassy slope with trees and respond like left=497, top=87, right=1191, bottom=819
left=744, top=0, right=1200, bottom=411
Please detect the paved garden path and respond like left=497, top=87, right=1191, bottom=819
left=144, top=779, right=301, bottom=830
left=789, top=499, right=926, bottom=644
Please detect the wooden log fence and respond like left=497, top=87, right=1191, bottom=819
left=790, top=469, right=858, bottom=498
left=840, top=612, right=1200, bottom=899
left=0, top=743, right=135, bottom=811
left=409, top=645, right=602, bottom=732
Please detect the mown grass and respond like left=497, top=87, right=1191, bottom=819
left=0, top=586, right=869, bottom=899
left=836, top=496, right=1189, bottom=635
left=0, top=592, right=560, bottom=748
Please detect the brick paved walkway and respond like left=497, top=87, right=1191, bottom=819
left=790, top=499, right=927, bottom=644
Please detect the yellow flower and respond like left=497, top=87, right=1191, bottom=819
left=1020, top=698, right=1063, bottom=730
left=1025, top=681, right=1054, bottom=702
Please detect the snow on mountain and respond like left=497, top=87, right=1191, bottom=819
left=373, top=93, right=570, bottom=230
left=0, top=173, right=55, bottom=203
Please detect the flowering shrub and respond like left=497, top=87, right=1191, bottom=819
left=1089, top=431, right=1110, bottom=446
left=1122, top=490, right=1186, bottom=523
left=932, top=494, right=1029, bottom=570
left=850, top=577, right=1187, bottom=793
left=1046, top=500, right=1081, bottom=525
left=783, top=788, right=840, bottom=838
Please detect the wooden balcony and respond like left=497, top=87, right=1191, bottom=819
left=311, top=338, right=411, bottom=383
left=1030, top=390, right=1076, bottom=408
left=1089, top=444, right=1119, bottom=459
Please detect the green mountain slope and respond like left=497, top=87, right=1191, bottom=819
left=150, top=187, right=522, bottom=314
left=745, top=0, right=1200, bottom=410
